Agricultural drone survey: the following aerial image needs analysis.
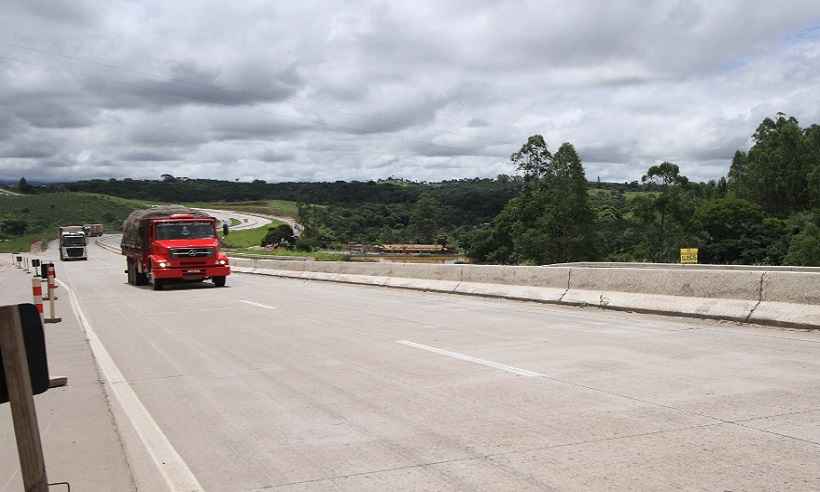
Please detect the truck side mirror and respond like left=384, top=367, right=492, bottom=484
left=0, top=304, right=50, bottom=404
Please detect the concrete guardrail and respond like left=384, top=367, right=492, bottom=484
left=96, top=237, right=819, bottom=329
left=231, top=258, right=820, bottom=330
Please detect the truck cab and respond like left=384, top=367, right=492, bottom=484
left=121, top=209, right=230, bottom=290
left=58, top=226, right=88, bottom=260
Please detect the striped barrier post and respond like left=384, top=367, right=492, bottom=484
left=31, top=277, right=43, bottom=319
left=15, top=256, right=22, bottom=268
left=41, top=263, right=57, bottom=301
left=44, top=265, right=61, bottom=324
left=31, top=259, right=41, bottom=278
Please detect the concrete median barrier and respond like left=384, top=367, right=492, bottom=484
left=456, top=265, right=570, bottom=301
left=562, top=267, right=762, bottom=321
left=231, top=257, right=820, bottom=329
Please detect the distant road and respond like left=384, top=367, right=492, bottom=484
left=194, top=207, right=303, bottom=236
left=193, top=207, right=272, bottom=231
left=0, top=188, right=22, bottom=196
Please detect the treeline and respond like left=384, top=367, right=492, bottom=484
left=58, top=177, right=422, bottom=205
left=297, top=178, right=522, bottom=246
left=52, top=175, right=525, bottom=247
left=464, top=114, right=820, bottom=266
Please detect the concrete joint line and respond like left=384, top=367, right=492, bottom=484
left=557, top=269, right=571, bottom=302
left=744, top=272, right=767, bottom=322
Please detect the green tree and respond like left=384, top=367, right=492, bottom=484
left=410, top=192, right=442, bottom=243
left=16, top=177, right=33, bottom=193
left=261, top=224, right=296, bottom=247
left=727, top=150, right=748, bottom=195
left=784, top=223, right=820, bottom=266
left=0, top=219, right=28, bottom=236
left=466, top=138, right=597, bottom=264
left=631, top=162, right=693, bottom=262
left=511, top=135, right=553, bottom=180
left=642, top=162, right=689, bottom=187
left=734, top=114, right=814, bottom=215
left=693, top=197, right=782, bottom=264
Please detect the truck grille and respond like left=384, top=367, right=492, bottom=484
left=67, top=248, right=85, bottom=258
left=169, top=248, right=214, bottom=258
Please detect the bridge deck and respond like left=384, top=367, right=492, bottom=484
left=2, top=241, right=819, bottom=490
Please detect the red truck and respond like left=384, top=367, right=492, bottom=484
left=120, top=206, right=230, bottom=290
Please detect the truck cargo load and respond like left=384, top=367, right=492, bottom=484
left=83, top=223, right=104, bottom=237
left=120, top=206, right=229, bottom=290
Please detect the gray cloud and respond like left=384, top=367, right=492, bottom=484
left=1, top=1, right=819, bottom=183
left=118, top=150, right=180, bottom=162
left=11, top=101, right=95, bottom=129
left=0, top=141, right=57, bottom=159
left=257, top=150, right=295, bottom=163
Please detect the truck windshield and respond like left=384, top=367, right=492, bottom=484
left=155, top=222, right=215, bottom=240
left=63, top=236, right=86, bottom=246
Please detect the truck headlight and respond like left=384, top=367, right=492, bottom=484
left=218, top=259, right=227, bottom=265
left=158, top=261, right=168, bottom=268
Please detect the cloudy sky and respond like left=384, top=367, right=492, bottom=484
left=1, top=1, right=819, bottom=183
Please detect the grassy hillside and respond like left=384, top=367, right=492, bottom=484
left=0, top=192, right=150, bottom=252
left=220, top=219, right=284, bottom=249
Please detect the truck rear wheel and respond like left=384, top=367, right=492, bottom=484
left=212, top=276, right=226, bottom=287
left=135, top=271, right=148, bottom=286
left=126, top=259, right=135, bottom=285
left=153, top=279, right=164, bottom=291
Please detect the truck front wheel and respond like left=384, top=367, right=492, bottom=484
left=153, top=279, right=164, bottom=291
left=212, top=276, right=226, bottom=287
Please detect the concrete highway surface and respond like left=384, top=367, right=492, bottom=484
left=2, top=239, right=820, bottom=491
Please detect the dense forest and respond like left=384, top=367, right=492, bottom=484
left=10, top=114, right=820, bottom=266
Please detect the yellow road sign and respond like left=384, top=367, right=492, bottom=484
left=680, top=248, right=699, bottom=264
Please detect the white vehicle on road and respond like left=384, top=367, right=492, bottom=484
left=58, top=225, right=88, bottom=260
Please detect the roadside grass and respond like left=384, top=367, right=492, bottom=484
left=0, top=232, right=53, bottom=253
left=184, top=200, right=300, bottom=218
left=0, top=192, right=151, bottom=252
left=220, top=220, right=284, bottom=249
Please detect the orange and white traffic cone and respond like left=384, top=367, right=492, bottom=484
left=42, top=263, right=58, bottom=300
left=31, top=277, right=44, bottom=320
left=44, top=264, right=61, bottom=324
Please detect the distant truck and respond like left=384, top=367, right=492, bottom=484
left=120, top=206, right=230, bottom=290
left=58, top=226, right=88, bottom=261
left=83, top=223, right=104, bottom=237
